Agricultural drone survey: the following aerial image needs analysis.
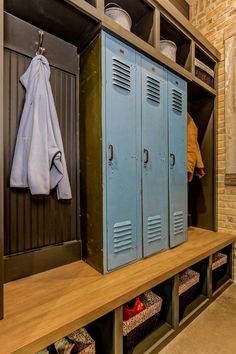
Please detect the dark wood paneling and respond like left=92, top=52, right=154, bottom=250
left=4, top=2, right=79, bottom=263
left=80, top=34, right=103, bottom=272
left=4, top=240, right=82, bottom=282
left=5, top=0, right=99, bottom=50
left=188, top=92, right=215, bottom=231
left=4, top=12, right=78, bottom=74
left=0, top=0, right=4, bottom=320
left=4, top=47, right=79, bottom=255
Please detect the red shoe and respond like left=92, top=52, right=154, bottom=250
left=123, top=297, right=145, bottom=321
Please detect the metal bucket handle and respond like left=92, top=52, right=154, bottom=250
left=105, top=3, right=122, bottom=10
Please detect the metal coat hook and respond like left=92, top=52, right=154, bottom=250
left=36, top=30, right=45, bottom=55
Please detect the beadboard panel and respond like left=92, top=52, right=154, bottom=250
left=4, top=48, right=79, bottom=256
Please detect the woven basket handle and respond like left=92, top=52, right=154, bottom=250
left=105, top=2, right=122, bottom=10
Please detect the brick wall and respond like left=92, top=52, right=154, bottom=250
left=187, top=0, right=236, bottom=279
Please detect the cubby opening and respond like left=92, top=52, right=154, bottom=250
left=195, top=46, right=215, bottom=88
left=126, top=279, right=174, bottom=353
left=86, top=312, right=114, bottom=354
left=179, top=259, right=208, bottom=323
left=195, top=46, right=215, bottom=70
left=104, top=0, right=154, bottom=45
left=160, top=15, right=191, bottom=71
left=36, top=314, right=112, bottom=354
left=212, top=245, right=232, bottom=293
left=152, top=279, right=174, bottom=331
left=187, top=82, right=215, bottom=231
left=5, top=0, right=100, bottom=51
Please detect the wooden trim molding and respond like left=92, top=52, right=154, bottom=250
left=225, top=35, right=236, bottom=178
left=4, top=241, right=82, bottom=283
left=154, top=0, right=220, bottom=60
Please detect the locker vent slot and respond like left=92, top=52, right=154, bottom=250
left=112, top=57, right=131, bottom=91
left=173, top=211, right=184, bottom=236
left=113, top=221, right=132, bottom=253
left=146, top=75, right=160, bottom=103
left=147, top=215, right=162, bottom=243
left=172, top=89, right=183, bottom=113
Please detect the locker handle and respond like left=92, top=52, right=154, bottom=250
left=108, top=144, right=114, bottom=163
left=144, top=149, right=149, bottom=165
left=170, top=153, right=175, bottom=166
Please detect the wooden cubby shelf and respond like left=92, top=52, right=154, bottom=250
left=4, top=0, right=221, bottom=84
left=104, top=0, right=155, bottom=45
left=194, top=45, right=216, bottom=89
left=160, top=14, right=192, bottom=71
left=179, top=258, right=209, bottom=323
left=130, top=278, right=174, bottom=353
left=0, top=1, right=230, bottom=354
left=212, top=245, right=232, bottom=294
left=195, top=45, right=216, bottom=70
left=0, top=228, right=235, bottom=354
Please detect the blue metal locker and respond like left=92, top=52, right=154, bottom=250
left=141, top=56, right=169, bottom=257
left=168, top=72, right=187, bottom=248
left=103, top=33, right=142, bottom=271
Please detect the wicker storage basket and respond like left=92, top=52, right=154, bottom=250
left=179, top=268, right=200, bottom=295
left=123, top=291, right=162, bottom=352
left=36, top=328, right=95, bottom=354
left=195, top=58, right=215, bottom=87
left=67, top=328, right=96, bottom=354
left=212, top=252, right=228, bottom=291
left=179, top=269, right=200, bottom=319
left=212, top=252, right=227, bottom=271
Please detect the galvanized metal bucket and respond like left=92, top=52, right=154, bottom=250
left=160, top=40, right=177, bottom=62
left=105, top=3, right=132, bottom=31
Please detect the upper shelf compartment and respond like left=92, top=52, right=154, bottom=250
left=160, top=15, right=192, bottom=72
left=194, top=46, right=216, bottom=88
left=104, top=0, right=154, bottom=45
left=4, top=0, right=100, bottom=51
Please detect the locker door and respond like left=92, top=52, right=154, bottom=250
left=104, top=33, right=141, bottom=271
left=141, top=57, right=168, bottom=257
left=168, top=72, right=187, bottom=248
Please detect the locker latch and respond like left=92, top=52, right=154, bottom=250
left=170, top=153, right=176, bottom=167
left=108, top=144, right=114, bottom=164
left=144, top=149, right=149, bottom=165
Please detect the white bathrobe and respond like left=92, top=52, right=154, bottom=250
left=10, top=55, right=72, bottom=200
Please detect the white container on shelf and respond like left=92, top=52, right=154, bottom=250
left=160, top=40, right=177, bottom=62
left=105, top=3, right=132, bottom=31
left=195, top=58, right=215, bottom=78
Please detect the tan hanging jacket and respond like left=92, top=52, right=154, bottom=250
left=187, top=113, right=205, bottom=182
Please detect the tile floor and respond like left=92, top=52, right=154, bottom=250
left=159, top=283, right=236, bottom=354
